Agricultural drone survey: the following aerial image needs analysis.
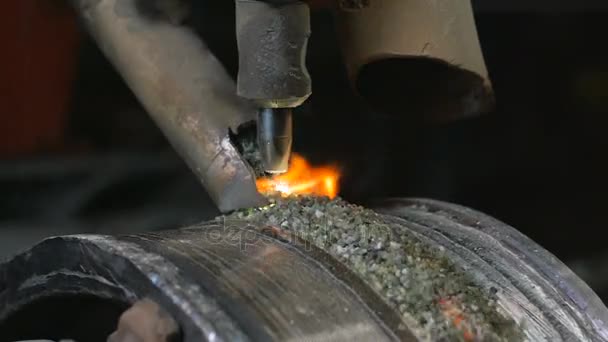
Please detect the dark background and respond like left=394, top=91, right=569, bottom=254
left=1, top=1, right=608, bottom=301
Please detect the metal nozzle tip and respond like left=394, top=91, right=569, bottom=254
left=258, top=108, right=293, bottom=174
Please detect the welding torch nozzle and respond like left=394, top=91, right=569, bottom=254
left=258, top=108, right=293, bottom=174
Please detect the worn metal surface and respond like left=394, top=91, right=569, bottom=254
left=71, top=0, right=266, bottom=212
left=0, top=235, right=237, bottom=341
left=376, top=198, right=608, bottom=341
left=0, top=226, right=404, bottom=341
left=235, top=0, right=312, bottom=109
left=2, top=199, right=607, bottom=341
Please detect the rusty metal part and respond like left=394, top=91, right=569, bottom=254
left=336, top=0, right=493, bottom=121
left=70, top=0, right=266, bottom=212
left=108, top=299, right=179, bottom=342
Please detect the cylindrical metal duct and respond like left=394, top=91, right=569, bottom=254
left=336, top=0, right=493, bottom=122
left=1, top=199, right=607, bottom=341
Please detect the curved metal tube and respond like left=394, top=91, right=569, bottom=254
left=71, top=0, right=266, bottom=212
left=336, top=0, right=493, bottom=121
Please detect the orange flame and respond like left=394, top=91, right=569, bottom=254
left=256, top=154, right=340, bottom=199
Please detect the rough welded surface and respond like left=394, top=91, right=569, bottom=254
left=226, top=196, right=522, bottom=341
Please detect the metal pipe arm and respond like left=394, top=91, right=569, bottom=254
left=71, top=0, right=266, bottom=212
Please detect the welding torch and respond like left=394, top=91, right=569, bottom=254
left=235, top=0, right=312, bottom=174
left=71, top=0, right=490, bottom=213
